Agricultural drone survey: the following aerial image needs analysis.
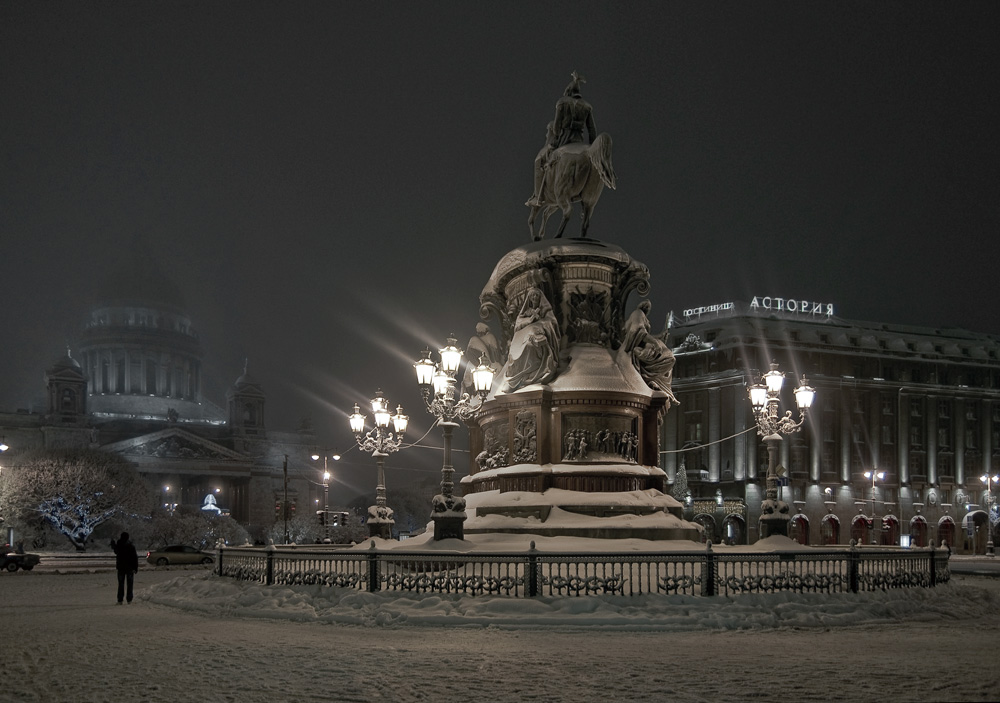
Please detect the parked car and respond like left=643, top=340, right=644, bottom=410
left=2, top=545, right=40, bottom=572
left=146, top=545, right=215, bottom=566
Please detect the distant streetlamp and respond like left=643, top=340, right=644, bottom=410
left=350, top=390, right=407, bottom=540
left=748, top=362, right=815, bottom=539
left=863, top=469, right=886, bottom=545
left=311, top=452, right=341, bottom=542
left=414, top=337, right=495, bottom=541
left=163, top=485, right=177, bottom=514
left=981, top=473, right=999, bottom=556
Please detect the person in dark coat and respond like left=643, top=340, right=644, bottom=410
left=110, top=531, right=139, bottom=604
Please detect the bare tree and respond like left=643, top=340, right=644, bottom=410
left=0, top=448, right=151, bottom=551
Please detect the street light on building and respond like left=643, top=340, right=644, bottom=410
left=748, top=362, right=815, bottom=539
left=414, top=338, right=495, bottom=541
left=311, top=451, right=341, bottom=542
left=981, top=472, right=999, bottom=557
left=350, top=390, right=407, bottom=540
left=863, top=469, right=886, bottom=545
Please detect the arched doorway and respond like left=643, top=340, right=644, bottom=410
left=693, top=514, right=716, bottom=544
left=820, top=514, right=840, bottom=545
left=722, top=514, right=745, bottom=545
left=937, top=516, right=956, bottom=550
left=851, top=515, right=870, bottom=545
left=962, top=510, right=989, bottom=554
left=790, top=514, right=809, bottom=545
left=880, top=515, right=899, bottom=545
left=909, top=515, right=928, bottom=547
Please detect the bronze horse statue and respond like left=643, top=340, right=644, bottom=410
left=528, top=133, right=616, bottom=240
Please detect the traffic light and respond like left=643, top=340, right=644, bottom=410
left=316, top=510, right=325, bottom=525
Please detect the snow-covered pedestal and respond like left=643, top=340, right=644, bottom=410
left=461, top=238, right=701, bottom=542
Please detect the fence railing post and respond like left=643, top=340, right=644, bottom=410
left=217, top=544, right=224, bottom=577
left=368, top=540, right=381, bottom=593
left=929, top=539, right=937, bottom=587
left=265, top=545, right=275, bottom=586
left=848, top=539, right=859, bottom=593
left=702, top=541, right=716, bottom=597
left=527, top=541, right=539, bottom=597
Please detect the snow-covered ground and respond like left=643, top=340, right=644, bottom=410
left=2, top=565, right=998, bottom=702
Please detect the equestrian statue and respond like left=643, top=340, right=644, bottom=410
left=526, top=72, right=616, bottom=240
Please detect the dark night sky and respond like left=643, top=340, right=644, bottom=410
left=2, top=1, right=999, bottom=491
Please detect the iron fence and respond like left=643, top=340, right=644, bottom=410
left=216, top=541, right=950, bottom=598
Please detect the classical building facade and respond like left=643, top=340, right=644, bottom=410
left=0, top=292, right=319, bottom=541
left=662, top=299, right=1000, bottom=553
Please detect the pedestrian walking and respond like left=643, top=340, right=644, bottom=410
left=110, top=531, right=139, bottom=604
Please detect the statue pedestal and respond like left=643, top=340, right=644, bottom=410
left=432, top=512, right=467, bottom=541
left=368, top=520, right=393, bottom=540
left=758, top=514, right=790, bottom=539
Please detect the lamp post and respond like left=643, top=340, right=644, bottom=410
left=981, top=473, right=999, bottom=556
left=282, top=454, right=289, bottom=544
left=350, top=390, right=407, bottom=540
left=414, top=338, right=495, bottom=541
left=311, top=452, right=341, bottom=542
left=864, top=469, right=886, bottom=545
left=749, top=362, right=815, bottom=539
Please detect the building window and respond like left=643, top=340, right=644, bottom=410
left=938, top=455, right=953, bottom=480
left=881, top=422, right=894, bottom=446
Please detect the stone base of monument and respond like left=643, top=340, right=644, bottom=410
left=432, top=512, right=467, bottom=541
left=463, top=486, right=702, bottom=541
left=758, top=515, right=791, bottom=539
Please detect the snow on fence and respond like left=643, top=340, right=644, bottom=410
left=216, top=541, right=950, bottom=598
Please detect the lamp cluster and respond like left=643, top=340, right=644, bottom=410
left=414, top=336, right=494, bottom=422
left=349, top=389, right=408, bottom=455
left=748, top=363, right=815, bottom=438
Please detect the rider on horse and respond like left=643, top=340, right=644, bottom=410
left=527, top=72, right=598, bottom=207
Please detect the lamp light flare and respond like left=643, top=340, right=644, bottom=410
left=763, top=363, right=784, bottom=394
left=794, top=376, right=816, bottom=410
left=439, top=336, right=463, bottom=375
left=414, top=348, right=436, bottom=387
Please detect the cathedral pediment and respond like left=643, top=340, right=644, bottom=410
left=103, top=428, right=246, bottom=461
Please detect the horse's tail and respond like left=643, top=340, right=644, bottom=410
left=589, top=133, right=616, bottom=190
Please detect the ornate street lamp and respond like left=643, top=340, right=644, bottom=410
left=749, top=362, right=815, bottom=539
left=350, top=390, right=407, bottom=540
left=415, top=337, right=495, bottom=540
left=864, top=469, right=886, bottom=545
left=981, top=473, right=999, bottom=556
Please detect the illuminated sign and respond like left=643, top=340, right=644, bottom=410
left=681, top=298, right=836, bottom=320
left=682, top=302, right=734, bottom=318
left=750, top=297, right=834, bottom=316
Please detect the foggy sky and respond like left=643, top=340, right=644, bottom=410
left=3, top=1, right=999, bottom=485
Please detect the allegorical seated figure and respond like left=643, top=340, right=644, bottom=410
left=623, top=300, right=677, bottom=404
left=504, top=287, right=560, bottom=391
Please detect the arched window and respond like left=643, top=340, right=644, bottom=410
left=722, top=514, right=745, bottom=545
left=821, top=514, right=841, bottom=545
left=881, top=515, right=899, bottom=546
left=909, top=515, right=928, bottom=547
left=790, top=514, right=809, bottom=545
left=693, top=514, right=716, bottom=544
left=851, top=515, right=870, bottom=545
left=937, top=516, right=956, bottom=550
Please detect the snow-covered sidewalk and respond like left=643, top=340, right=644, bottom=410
left=2, top=569, right=999, bottom=702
